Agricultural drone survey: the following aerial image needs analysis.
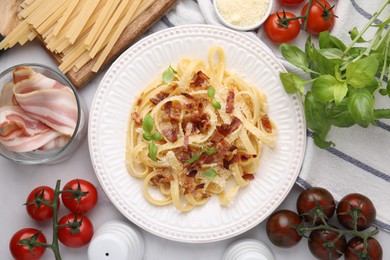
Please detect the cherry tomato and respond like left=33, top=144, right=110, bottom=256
left=266, top=209, right=303, bottom=248
left=26, top=186, right=58, bottom=221
left=336, top=193, right=376, bottom=231
left=345, top=237, right=383, bottom=260
left=308, top=228, right=347, bottom=260
left=296, top=187, right=335, bottom=224
left=301, top=0, right=336, bottom=35
left=10, top=228, right=47, bottom=260
left=264, top=11, right=301, bottom=44
left=279, top=0, right=305, bottom=6
left=61, top=179, right=98, bottom=214
left=57, top=213, right=94, bottom=248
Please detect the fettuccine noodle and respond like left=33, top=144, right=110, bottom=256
left=126, top=47, right=276, bottom=212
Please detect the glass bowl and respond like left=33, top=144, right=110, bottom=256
left=213, top=0, right=274, bottom=31
left=0, top=64, right=87, bottom=165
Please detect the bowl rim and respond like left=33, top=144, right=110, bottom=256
left=0, top=63, right=84, bottom=164
left=213, top=0, right=274, bottom=31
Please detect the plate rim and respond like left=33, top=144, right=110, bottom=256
left=88, top=24, right=307, bottom=243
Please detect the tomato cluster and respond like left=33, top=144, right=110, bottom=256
left=264, top=0, right=336, bottom=44
left=266, top=187, right=383, bottom=260
left=9, top=179, right=98, bottom=260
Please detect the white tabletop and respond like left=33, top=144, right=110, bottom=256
left=1, top=41, right=389, bottom=260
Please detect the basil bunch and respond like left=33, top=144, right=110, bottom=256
left=280, top=1, right=390, bottom=148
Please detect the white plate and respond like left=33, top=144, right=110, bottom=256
left=88, top=25, right=306, bottom=243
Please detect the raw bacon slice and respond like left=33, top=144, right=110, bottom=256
left=13, top=71, right=78, bottom=136
left=0, top=82, right=15, bottom=107
left=0, top=106, right=61, bottom=152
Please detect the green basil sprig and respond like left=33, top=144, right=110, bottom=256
left=162, top=65, right=177, bottom=84
left=142, top=114, right=163, bottom=161
left=207, top=86, right=221, bottom=109
left=185, top=146, right=217, bottom=164
left=279, top=1, right=390, bottom=148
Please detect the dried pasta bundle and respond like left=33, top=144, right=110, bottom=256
left=0, top=0, right=157, bottom=73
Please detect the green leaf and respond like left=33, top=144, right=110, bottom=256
left=143, top=133, right=152, bottom=141
left=333, top=81, right=348, bottom=106
left=148, top=141, right=157, bottom=161
left=279, top=72, right=307, bottom=94
left=328, top=99, right=355, bottom=127
left=317, top=48, right=344, bottom=63
left=185, top=154, right=200, bottom=164
left=162, top=65, right=176, bottom=84
left=349, top=27, right=367, bottom=43
left=205, top=146, right=217, bottom=155
left=346, top=55, right=379, bottom=88
left=212, top=100, right=221, bottom=109
left=319, top=31, right=347, bottom=51
left=280, top=43, right=318, bottom=74
left=348, top=89, right=374, bottom=128
left=207, top=86, right=216, bottom=98
left=202, top=169, right=217, bottom=180
left=304, top=92, right=331, bottom=140
left=151, top=132, right=163, bottom=141
left=311, top=75, right=346, bottom=104
left=142, top=114, right=153, bottom=133
left=313, top=133, right=334, bottom=149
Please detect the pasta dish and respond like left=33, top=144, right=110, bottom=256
left=126, top=46, right=276, bottom=212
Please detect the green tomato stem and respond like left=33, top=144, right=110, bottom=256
left=51, top=180, right=62, bottom=260
left=302, top=0, right=313, bottom=31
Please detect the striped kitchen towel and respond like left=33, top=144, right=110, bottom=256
left=155, top=0, right=390, bottom=232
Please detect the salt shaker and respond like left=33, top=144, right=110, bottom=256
left=223, top=238, right=275, bottom=260
left=88, top=220, right=145, bottom=260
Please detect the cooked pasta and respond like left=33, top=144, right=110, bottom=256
left=126, top=47, right=277, bottom=212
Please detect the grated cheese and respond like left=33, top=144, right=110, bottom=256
left=216, top=0, right=270, bottom=27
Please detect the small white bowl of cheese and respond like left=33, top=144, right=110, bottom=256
left=213, top=0, right=273, bottom=31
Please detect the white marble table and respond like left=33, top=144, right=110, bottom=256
left=1, top=41, right=389, bottom=260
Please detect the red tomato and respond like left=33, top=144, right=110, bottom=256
left=61, top=179, right=98, bottom=214
left=336, top=193, right=376, bottom=231
left=57, top=213, right=94, bottom=248
left=345, top=236, right=383, bottom=260
left=296, top=187, right=335, bottom=224
left=308, top=228, right=347, bottom=259
left=10, top=228, right=47, bottom=260
left=266, top=210, right=303, bottom=248
left=279, top=0, right=305, bottom=6
left=301, top=0, right=336, bottom=35
left=264, top=11, right=301, bottom=44
left=26, top=186, right=58, bottom=221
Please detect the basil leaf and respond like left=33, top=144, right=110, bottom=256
left=346, top=55, right=379, bottom=88
left=202, top=169, right=217, bottom=180
left=148, top=141, right=157, bottom=161
left=281, top=44, right=317, bottom=74
left=317, top=48, right=343, bottom=63
left=185, top=154, right=200, bottom=164
left=349, top=27, right=367, bottom=43
left=328, top=99, right=355, bottom=127
left=207, top=86, right=216, bottom=98
left=151, top=132, right=163, bottom=141
left=319, top=31, right=346, bottom=51
left=205, top=146, right=217, bottom=155
left=313, top=133, right=334, bottom=149
left=305, top=92, right=331, bottom=140
left=142, top=114, right=153, bottom=133
left=279, top=72, right=307, bottom=94
left=348, top=89, right=374, bottom=128
left=143, top=133, right=152, bottom=141
left=212, top=100, right=221, bottom=109
left=162, top=66, right=176, bottom=84
left=311, top=75, right=346, bottom=104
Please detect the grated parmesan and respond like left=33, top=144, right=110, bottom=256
left=216, top=0, right=270, bottom=27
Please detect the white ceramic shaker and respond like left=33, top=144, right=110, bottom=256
left=223, top=239, right=275, bottom=260
left=88, top=220, right=145, bottom=260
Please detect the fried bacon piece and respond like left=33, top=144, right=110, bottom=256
left=242, top=173, right=255, bottom=181
left=150, top=91, right=169, bottom=105
left=225, top=89, right=235, bottom=113
left=211, top=116, right=242, bottom=143
left=190, top=71, right=209, bottom=88
left=131, top=112, right=142, bottom=125
left=162, top=125, right=179, bottom=142
left=261, top=114, right=273, bottom=133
